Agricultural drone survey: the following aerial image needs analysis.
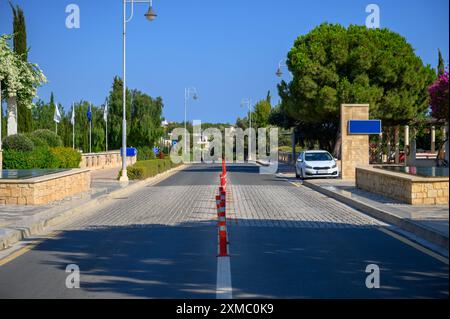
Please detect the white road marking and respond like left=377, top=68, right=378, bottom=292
left=216, top=256, right=232, bottom=299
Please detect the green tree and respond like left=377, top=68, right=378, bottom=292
left=438, top=49, right=445, bottom=76
left=277, top=23, right=435, bottom=154
left=10, top=2, right=32, bottom=133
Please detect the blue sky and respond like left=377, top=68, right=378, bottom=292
left=1, top=0, right=448, bottom=124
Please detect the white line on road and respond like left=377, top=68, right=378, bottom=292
left=216, top=256, right=232, bottom=299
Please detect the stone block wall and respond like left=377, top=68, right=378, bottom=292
left=80, top=151, right=136, bottom=170
left=356, top=167, right=448, bottom=205
left=341, top=104, right=370, bottom=180
left=0, top=169, right=91, bottom=205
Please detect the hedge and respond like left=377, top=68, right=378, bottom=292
left=2, top=147, right=81, bottom=169
left=123, top=159, right=180, bottom=180
left=2, top=134, right=35, bottom=152
left=32, top=129, right=63, bottom=147
left=136, top=146, right=156, bottom=161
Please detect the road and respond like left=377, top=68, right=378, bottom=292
left=0, top=163, right=448, bottom=298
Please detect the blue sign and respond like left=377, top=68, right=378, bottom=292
left=153, top=147, right=159, bottom=155
left=172, top=140, right=178, bottom=146
left=348, top=120, right=381, bottom=135
left=120, top=147, right=137, bottom=157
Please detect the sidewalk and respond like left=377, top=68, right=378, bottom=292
left=277, top=166, right=449, bottom=251
left=0, top=165, right=183, bottom=250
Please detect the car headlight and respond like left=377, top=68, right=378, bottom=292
left=305, top=165, right=313, bottom=169
left=331, top=163, right=337, bottom=168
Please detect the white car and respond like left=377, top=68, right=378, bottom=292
left=295, top=150, right=339, bottom=179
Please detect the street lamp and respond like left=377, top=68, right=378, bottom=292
left=241, top=98, right=253, bottom=161
left=276, top=59, right=288, bottom=77
left=184, top=87, right=198, bottom=150
left=120, top=0, right=157, bottom=182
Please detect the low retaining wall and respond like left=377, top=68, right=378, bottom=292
left=0, top=169, right=91, bottom=205
left=356, top=166, right=448, bottom=205
left=80, top=151, right=136, bottom=170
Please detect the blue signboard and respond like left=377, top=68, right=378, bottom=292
left=348, top=120, right=381, bottom=135
left=153, top=147, right=159, bottom=155
left=120, top=147, right=137, bottom=157
left=172, top=140, right=178, bottom=146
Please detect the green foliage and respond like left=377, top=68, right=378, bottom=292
left=125, top=159, right=179, bottom=180
left=50, top=147, right=81, bottom=168
left=275, top=23, right=436, bottom=153
left=10, top=3, right=32, bottom=133
left=253, top=100, right=272, bottom=128
left=3, top=147, right=58, bottom=169
left=25, top=134, right=47, bottom=148
left=2, top=133, right=34, bottom=151
left=136, top=146, right=156, bottom=161
left=32, top=129, right=63, bottom=147
left=2, top=146, right=81, bottom=169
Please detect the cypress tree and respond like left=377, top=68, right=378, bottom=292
left=10, top=2, right=32, bottom=133
left=437, top=49, right=445, bottom=77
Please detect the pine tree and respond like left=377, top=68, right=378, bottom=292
left=10, top=2, right=32, bottom=133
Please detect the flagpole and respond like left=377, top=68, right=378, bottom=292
left=89, top=103, right=92, bottom=153
left=106, top=117, right=108, bottom=152
left=72, top=102, right=75, bottom=149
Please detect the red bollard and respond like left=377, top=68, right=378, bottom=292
left=218, top=225, right=228, bottom=256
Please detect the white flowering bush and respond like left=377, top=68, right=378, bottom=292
left=0, top=34, right=47, bottom=109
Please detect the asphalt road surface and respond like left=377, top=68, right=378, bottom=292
left=0, top=164, right=448, bottom=298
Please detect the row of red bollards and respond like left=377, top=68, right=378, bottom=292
left=216, top=159, right=228, bottom=257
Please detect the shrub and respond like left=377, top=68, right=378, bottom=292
left=124, top=159, right=179, bottom=180
left=32, top=129, right=63, bottom=147
left=137, top=146, right=156, bottom=161
left=25, top=134, right=48, bottom=148
left=50, top=147, right=82, bottom=168
left=2, top=134, right=34, bottom=152
left=2, top=147, right=59, bottom=169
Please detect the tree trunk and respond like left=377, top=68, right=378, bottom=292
left=332, top=129, right=341, bottom=159
left=7, top=96, right=18, bottom=136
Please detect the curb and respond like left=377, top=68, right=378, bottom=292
left=256, top=160, right=270, bottom=167
left=0, top=164, right=186, bottom=251
left=302, top=180, right=449, bottom=250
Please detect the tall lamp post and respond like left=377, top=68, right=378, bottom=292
left=276, top=59, right=291, bottom=78
left=241, top=98, right=253, bottom=161
left=120, top=0, right=157, bottom=182
left=184, top=87, right=198, bottom=150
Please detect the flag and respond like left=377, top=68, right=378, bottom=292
left=70, top=103, right=75, bottom=125
left=103, top=100, right=108, bottom=122
left=87, top=104, right=92, bottom=122
left=53, top=102, right=61, bottom=123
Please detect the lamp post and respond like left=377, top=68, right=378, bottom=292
left=275, top=59, right=292, bottom=78
left=241, top=98, right=253, bottom=161
left=120, top=0, right=157, bottom=182
left=184, top=87, right=198, bottom=150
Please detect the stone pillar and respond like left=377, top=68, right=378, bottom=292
left=340, top=104, right=370, bottom=180
left=7, top=96, right=18, bottom=136
left=431, top=126, right=436, bottom=153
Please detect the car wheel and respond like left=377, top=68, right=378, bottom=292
left=299, top=169, right=305, bottom=180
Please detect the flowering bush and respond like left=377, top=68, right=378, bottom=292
left=429, top=69, right=449, bottom=121
left=0, top=35, right=46, bottom=109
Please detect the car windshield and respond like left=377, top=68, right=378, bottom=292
left=305, top=152, right=333, bottom=162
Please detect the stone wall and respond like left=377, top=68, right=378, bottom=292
left=0, top=169, right=91, bottom=205
left=340, top=104, right=370, bottom=180
left=80, top=151, right=136, bottom=170
left=356, top=167, right=448, bottom=205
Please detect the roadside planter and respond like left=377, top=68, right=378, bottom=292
left=356, top=166, right=449, bottom=205
left=0, top=169, right=91, bottom=205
